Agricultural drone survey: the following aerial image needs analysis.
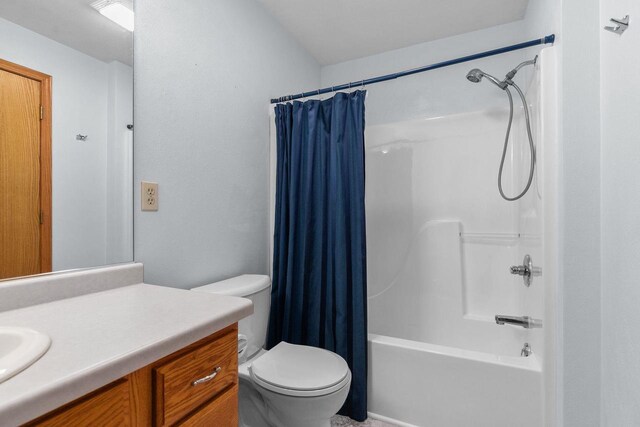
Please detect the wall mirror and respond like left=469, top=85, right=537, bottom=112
left=0, top=0, right=134, bottom=280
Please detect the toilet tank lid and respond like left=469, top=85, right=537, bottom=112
left=192, top=274, right=270, bottom=297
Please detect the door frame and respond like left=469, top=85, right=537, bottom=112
left=0, top=58, right=52, bottom=274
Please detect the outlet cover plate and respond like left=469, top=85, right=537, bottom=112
left=141, top=182, right=158, bottom=211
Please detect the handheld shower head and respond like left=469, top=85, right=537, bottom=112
left=465, top=56, right=539, bottom=202
left=465, top=68, right=507, bottom=89
left=466, top=69, right=484, bottom=83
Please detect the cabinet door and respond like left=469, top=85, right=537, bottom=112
left=26, top=379, right=131, bottom=427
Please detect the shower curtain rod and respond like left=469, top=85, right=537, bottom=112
left=270, top=34, right=555, bottom=104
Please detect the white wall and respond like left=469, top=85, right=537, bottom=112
left=558, top=1, right=603, bottom=426
left=0, top=17, right=109, bottom=271
left=601, top=0, right=640, bottom=424
left=133, top=0, right=320, bottom=287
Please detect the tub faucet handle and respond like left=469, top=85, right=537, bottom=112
left=510, top=265, right=528, bottom=275
left=509, top=254, right=541, bottom=287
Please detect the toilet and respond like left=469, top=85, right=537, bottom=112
left=192, top=275, right=351, bottom=427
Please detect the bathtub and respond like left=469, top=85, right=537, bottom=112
left=367, top=334, right=542, bottom=427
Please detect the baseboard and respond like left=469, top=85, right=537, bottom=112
left=368, top=411, right=419, bottom=427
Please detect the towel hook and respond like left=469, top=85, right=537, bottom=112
left=604, top=15, right=629, bottom=35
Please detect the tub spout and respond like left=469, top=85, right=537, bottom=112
left=495, top=315, right=542, bottom=329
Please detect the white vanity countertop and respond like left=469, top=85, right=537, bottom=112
left=0, top=283, right=253, bottom=426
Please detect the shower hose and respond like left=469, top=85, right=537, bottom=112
left=498, top=82, right=536, bottom=201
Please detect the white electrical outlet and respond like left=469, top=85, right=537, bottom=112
left=141, top=182, right=158, bottom=211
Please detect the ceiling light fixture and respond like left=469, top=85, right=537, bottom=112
left=90, top=0, right=134, bottom=32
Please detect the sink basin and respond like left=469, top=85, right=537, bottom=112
left=0, top=327, right=51, bottom=384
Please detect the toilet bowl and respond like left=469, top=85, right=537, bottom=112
left=192, top=275, right=351, bottom=427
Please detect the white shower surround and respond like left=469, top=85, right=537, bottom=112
left=363, top=49, right=556, bottom=426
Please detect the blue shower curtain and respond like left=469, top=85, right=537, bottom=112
left=267, top=91, right=368, bottom=421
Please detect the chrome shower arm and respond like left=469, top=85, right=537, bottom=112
left=505, top=55, right=538, bottom=81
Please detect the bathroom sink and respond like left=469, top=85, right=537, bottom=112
left=0, top=327, right=51, bottom=384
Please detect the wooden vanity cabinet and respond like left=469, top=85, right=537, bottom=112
left=25, top=324, right=239, bottom=427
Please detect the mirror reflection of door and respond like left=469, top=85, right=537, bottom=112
left=0, top=1, right=134, bottom=281
left=0, top=60, right=51, bottom=279
left=0, top=59, right=52, bottom=279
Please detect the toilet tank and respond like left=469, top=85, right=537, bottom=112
left=192, top=275, right=271, bottom=361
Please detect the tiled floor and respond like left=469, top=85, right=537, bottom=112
left=331, top=415, right=398, bottom=427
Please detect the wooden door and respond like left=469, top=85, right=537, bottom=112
left=0, top=59, right=51, bottom=280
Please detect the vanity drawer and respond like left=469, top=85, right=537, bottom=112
left=176, top=385, right=238, bottom=427
left=153, top=326, right=238, bottom=426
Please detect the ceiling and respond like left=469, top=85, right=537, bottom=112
left=257, top=0, right=530, bottom=65
left=0, top=0, right=528, bottom=68
left=0, top=0, right=133, bottom=66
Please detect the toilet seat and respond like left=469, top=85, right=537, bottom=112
left=249, top=342, right=350, bottom=397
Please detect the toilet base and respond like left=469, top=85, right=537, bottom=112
left=238, top=377, right=272, bottom=427
left=238, top=372, right=351, bottom=427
